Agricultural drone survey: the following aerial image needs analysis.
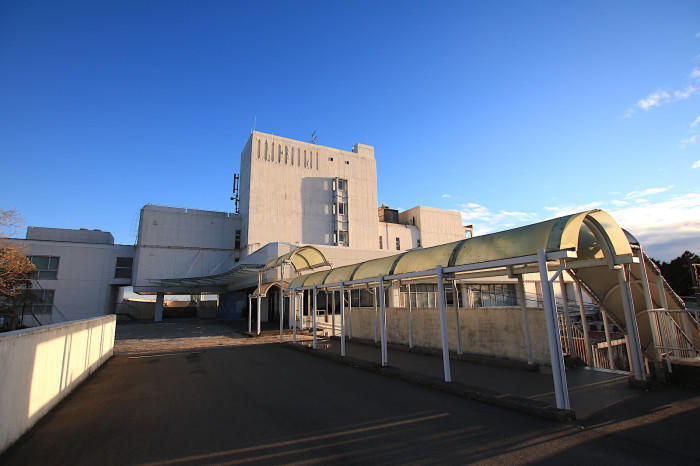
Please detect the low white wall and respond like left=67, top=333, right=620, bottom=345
left=0, top=315, right=116, bottom=453
left=346, top=306, right=551, bottom=364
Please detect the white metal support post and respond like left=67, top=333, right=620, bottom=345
left=379, top=274, right=388, bottom=367
left=347, top=289, right=353, bottom=339
left=331, top=289, right=336, bottom=337
left=517, top=275, right=534, bottom=365
left=300, top=291, right=305, bottom=330
left=257, top=272, right=262, bottom=336
left=312, top=286, right=318, bottom=349
left=292, top=292, right=297, bottom=343
left=373, top=288, right=378, bottom=343
left=407, top=283, right=413, bottom=349
left=558, top=273, right=575, bottom=358
left=537, top=249, right=570, bottom=410
left=280, top=264, right=284, bottom=343
left=452, top=280, right=463, bottom=355
left=601, top=310, right=616, bottom=369
left=436, top=266, right=452, bottom=383
left=617, top=266, right=645, bottom=380
left=340, top=283, right=346, bottom=357
left=573, top=280, right=592, bottom=365
left=636, top=248, right=661, bottom=362
left=248, top=294, right=252, bottom=334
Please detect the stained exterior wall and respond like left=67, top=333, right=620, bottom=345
left=346, top=306, right=551, bottom=364
left=398, top=206, right=466, bottom=247
left=243, top=131, right=379, bottom=252
left=379, top=222, right=420, bottom=251
left=132, top=205, right=241, bottom=292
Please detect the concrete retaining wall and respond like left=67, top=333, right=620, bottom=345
left=0, top=315, right=116, bottom=453
left=346, top=306, right=551, bottom=364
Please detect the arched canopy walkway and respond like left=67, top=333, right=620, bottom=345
left=278, top=209, right=696, bottom=411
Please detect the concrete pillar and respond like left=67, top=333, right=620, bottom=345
left=154, top=292, right=164, bottom=322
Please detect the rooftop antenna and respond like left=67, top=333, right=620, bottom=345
left=252, top=116, right=256, bottom=134
left=311, top=130, right=318, bottom=144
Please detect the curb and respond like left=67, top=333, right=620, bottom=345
left=283, top=342, right=575, bottom=423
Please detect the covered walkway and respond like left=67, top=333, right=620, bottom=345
left=279, top=209, right=699, bottom=412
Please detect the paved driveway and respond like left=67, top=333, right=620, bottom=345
left=2, top=320, right=699, bottom=465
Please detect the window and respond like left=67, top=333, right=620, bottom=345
left=29, top=256, right=59, bottom=280
left=329, top=157, right=334, bottom=162
left=337, top=179, right=347, bottom=191
left=417, top=239, right=421, bottom=248
left=235, top=230, right=241, bottom=249
left=344, top=161, right=350, bottom=165
left=395, top=237, right=400, bottom=250
left=466, top=284, right=517, bottom=308
left=338, top=202, right=346, bottom=216
left=28, top=289, right=54, bottom=314
left=114, top=257, right=133, bottom=279
left=338, top=230, right=349, bottom=246
left=379, top=236, right=383, bottom=249
left=349, top=288, right=375, bottom=307
left=400, top=284, right=460, bottom=308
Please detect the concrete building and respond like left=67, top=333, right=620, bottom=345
left=1, top=227, right=134, bottom=327
left=1, top=131, right=476, bottom=326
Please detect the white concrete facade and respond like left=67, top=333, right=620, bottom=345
left=2, top=228, right=134, bottom=326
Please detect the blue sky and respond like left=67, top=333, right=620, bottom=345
left=1, top=0, right=699, bottom=260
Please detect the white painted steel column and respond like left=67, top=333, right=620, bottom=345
left=452, top=280, right=463, bottom=355
left=300, top=291, right=305, bottom=330
left=436, top=266, right=452, bottom=383
left=407, top=283, right=413, bottom=349
left=601, top=310, right=616, bottom=370
left=617, top=267, right=645, bottom=380
left=379, top=274, right=388, bottom=367
left=517, top=275, right=534, bottom=365
left=257, top=272, right=262, bottom=336
left=636, top=248, right=661, bottom=361
left=657, top=269, right=691, bottom=339
left=558, top=274, right=575, bottom=358
left=373, top=288, right=378, bottom=343
left=331, top=289, right=336, bottom=337
left=537, top=249, right=570, bottom=410
left=348, top=289, right=353, bottom=339
left=248, top=295, right=252, bottom=334
left=280, top=265, right=284, bottom=344
left=573, top=281, right=592, bottom=365
left=312, top=286, right=318, bottom=349
left=292, top=292, right=297, bottom=343
left=154, top=292, right=164, bottom=322
left=340, top=283, right=346, bottom=357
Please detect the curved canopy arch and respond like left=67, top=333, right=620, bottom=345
left=265, top=245, right=331, bottom=272
left=288, top=209, right=635, bottom=290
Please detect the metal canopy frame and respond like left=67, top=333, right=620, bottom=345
left=281, top=209, right=665, bottom=412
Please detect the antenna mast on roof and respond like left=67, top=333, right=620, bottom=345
left=310, top=130, right=318, bottom=144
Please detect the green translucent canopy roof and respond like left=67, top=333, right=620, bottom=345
left=264, top=245, right=331, bottom=272
left=284, top=209, right=633, bottom=289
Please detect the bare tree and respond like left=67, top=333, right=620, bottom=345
left=0, top=209, right=36, bottom=330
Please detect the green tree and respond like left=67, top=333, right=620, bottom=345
left=652, top=251, right=699, bottom=296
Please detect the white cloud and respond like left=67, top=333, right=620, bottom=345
left=674, top=85, right=698, bottom=100
left=691, top=116, right=700, bottom=128
left=681, top=135, right=697, bottom=148
left=624, top=185, right=673, bottom=199
left=692, top=160, right=700, bottom=169
left=441, top=193, right=451, bottom=199
left=458, top=202, right=537, bottom=235
left=610, top=200, right=628, bottom=206
left=609, top=193, right=700, bottom=260
left=637, top=90, right=670, bottom=110
left=691, top=68, right=700, bottom=79
left=696, top=32, right=700, bottom=38
left=543, top=202, right=603, bottom=218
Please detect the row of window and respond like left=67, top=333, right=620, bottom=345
left=257, top=139, right=319, bottom=170
left=301, top=283, right=518, bottom=312
left=28, top=255, right=133, bottom=280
